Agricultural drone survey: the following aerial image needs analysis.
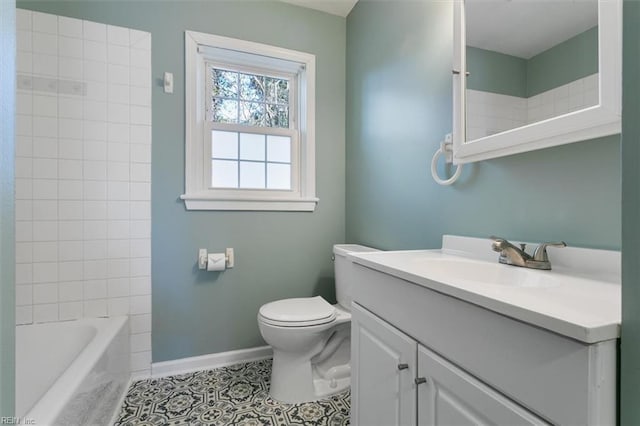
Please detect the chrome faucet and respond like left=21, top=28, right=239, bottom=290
left=490, top=236, right=566, bottom=270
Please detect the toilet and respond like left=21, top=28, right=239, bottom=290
left=257, top=244, right=378, bottom=403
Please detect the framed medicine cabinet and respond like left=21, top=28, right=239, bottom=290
left=452, top=0, right=622, bottom=164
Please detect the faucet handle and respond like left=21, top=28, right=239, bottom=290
left=532, top=241, right=567, bottom=262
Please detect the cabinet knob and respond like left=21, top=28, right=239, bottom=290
left=397, top=363, right=409, bottom=370
left=415, top=377, right=428, bottom=385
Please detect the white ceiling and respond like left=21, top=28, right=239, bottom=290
left=279, top=0, right=358, bottom=17
left=466, top=0, right=598, bottom=59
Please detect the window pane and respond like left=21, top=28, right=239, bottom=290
left=240, top=133, right=265, bottom=161
left=239, top=74, right=264, bottom=101
left=267, top=163, right=291, bottom=190
left=213, top=98, right=238, bottom=123
left=240, top=161, right=265, bottom=189
left=266, top=104, right=289, bottom=127
left=265, top=77, right=289, bottom=105
left=239, top=101, right=265, bottom=126
left=212, top=69, right=238, bottom=98
left=212, top=131, right=238, bottom=159
left=267, top=135, right=291, bottom=163
left=212, top=160, right=238, bottom=188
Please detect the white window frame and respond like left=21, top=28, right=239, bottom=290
left=181, top=30, right=317, bottom=211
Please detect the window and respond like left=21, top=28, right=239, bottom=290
left=182, top=31, right=317, bottom=211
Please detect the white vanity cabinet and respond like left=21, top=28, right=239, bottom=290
left=349, top=253, right=618, bottom=426
left=352, top=303, right=548, bottom=426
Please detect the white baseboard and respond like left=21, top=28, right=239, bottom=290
left=151, top=345, right=273, bottom=378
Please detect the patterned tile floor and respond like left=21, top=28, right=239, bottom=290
left=114, top=359, right=351, bottom=425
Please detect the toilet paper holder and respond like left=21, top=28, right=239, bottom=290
left=198, top=248, right=234, bottom=270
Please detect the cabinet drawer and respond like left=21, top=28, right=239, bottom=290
left=351, top=264, right=616, bottom=425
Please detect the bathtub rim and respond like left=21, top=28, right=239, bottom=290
left=22, top=316, right=129, bottom=424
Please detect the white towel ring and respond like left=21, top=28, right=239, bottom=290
left=431, top=145, right=462, bottom=186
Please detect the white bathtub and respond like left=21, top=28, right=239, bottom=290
left=16, top=317, right=130, bottom=425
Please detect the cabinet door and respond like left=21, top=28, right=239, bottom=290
left=351, top=303, right=416, bottom=426
left=417, top=345, right=550, bottom=426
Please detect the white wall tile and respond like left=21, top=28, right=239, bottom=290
left=58, top=140, right=82, bottom=160
left=108, top=221, right=130, bottom=240
left=130, top=314, right=151, bottom=334
left=130, top=276, right=150, bottom=296
left=130, top=295, right=151, bottom=315
left=16, top=306, right=33, bottom=325
left=32, top=200, right=58, bottom=221
left=15, top=242, right=33, bottom=264
left=16, top=9, right=32, bottom=31
left=33, top=11, right=58, bottom=34
left=130, top=350, right=151, bottom=371
left=84, top=180, right=108, bottom=200
left=16, top=285, right=33, bottom=306
left=83, top=299, right=107, bottom=317
left=108, top=25, right=129, bottom=46
left=108, top=239, right=129, bottom=259
left=130, top=332, right=151, bottom=352
left=15, top=200, right=32, bottom=221
left=15, top=15, right=152, bottom=373
left=108, top=278, right=130, bottom=297
left=58, top=16, right=83, bottom=38
left=107, top=201, right=130, bottom=220
left=33, top=283, right=59, bottom=304
left=15, top=221, right=33, bottom=242
left=83, top=220, right=107, bottom=239
left=108, top=45, right=130, bottom=67
left=59, top=301, right=83, bottom=320
left=58, top=261, right=83, bottom=281
left=108, top=162, right=130, bottom=181
left=33, top=180, right=58, bottom=200
left=84, top=40, right=107, bottom=62
left=58, top=241, right=84, bottom=262
left=83, top=279, right=107, bottom=299
left=84, top=161, right=108, bottom=181
left=33, top=221, right=58, bottom=241
left=33, top=54, right=58, bottom=77
left=59, top=180, right=83, bottom=200
left=59, top=281, right=83, bottom=301
left=32, top=32, right=57, bottom=54
left=108, top=297, right=130, bottom=316
left=58, top=36, right=83, bottom=59
left=32, top=241, right=58, bottom=262
left=33, top=303, right=59, bottom=323
left=83, top=20, right=106, bottom=42
left=83, top=239, right=107, bottom=260
left=32, top=264, right=58, bottom=285
left=129, top=220, right=150, bottom=239
left=58, top=221, right=83, bottom=241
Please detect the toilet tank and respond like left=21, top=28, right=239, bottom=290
left=333, top=244, right=379, bottom=312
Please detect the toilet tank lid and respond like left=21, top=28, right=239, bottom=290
left=333, top=244, right=379, bottom=257
left=259, top=296, right=335, bottom=323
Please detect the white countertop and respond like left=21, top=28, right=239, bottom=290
left=349, top=235, right=621, bottom=343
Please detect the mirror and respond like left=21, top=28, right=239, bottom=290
left=452, top=0, right=621, bottom=164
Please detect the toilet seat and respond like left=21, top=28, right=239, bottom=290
left=259, top=296, right=336, bottom=327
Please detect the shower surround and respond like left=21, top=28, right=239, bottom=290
left=15, top=9, right=152, bottom=376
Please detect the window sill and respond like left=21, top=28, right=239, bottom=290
left=180, top=193, right=319, bottom=211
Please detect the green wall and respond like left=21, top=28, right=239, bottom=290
left=467, top=26, right=598, bottom=98
left=466, top=47, right=526, bottom=97
left=346, top=1, right=620, bottom=251
left=0, top=0, right=16, bottom=416
left=621, top=1, right=640, bottom=424
left=527, top=26, right=598, bottom=96
left=18, top=0, right=346, bottom=362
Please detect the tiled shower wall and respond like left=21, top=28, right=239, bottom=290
left=466, top=73, right=599, bottom=140
left=15, top=9, right=152, bottom=376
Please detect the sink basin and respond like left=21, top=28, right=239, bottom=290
left=413, top=257, right=558, bottom=288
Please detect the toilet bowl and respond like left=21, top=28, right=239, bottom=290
left=257, top=244, right=378, bottom=404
